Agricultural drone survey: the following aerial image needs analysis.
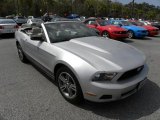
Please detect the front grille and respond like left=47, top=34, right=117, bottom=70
left=142, top=30, right=147, bottom=33
left=118, top=65, right=144, bottom=82
left=100, top=95, right=112, bottom=99
left=153, top=29, right=159, bottom=31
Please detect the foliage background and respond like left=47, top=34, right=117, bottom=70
left=0, top=0, right=160, bottom=20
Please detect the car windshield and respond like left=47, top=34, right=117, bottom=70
left=31, top=19, right=43, bottom=23
left=138, top=22, right=145, bottom=26
left=97, top=20, right=110, bottom=26
left=121, top=21, right=133, bottom=26
left=0, top=19, right=16, bottom=24
left=45, top=22, right=98, bottom=43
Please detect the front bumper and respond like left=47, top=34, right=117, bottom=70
left=83, top=64, right=148, bottom=102
left=134, top=31, right=148, bottom=38
left=148, top=31, right=159, bottom=36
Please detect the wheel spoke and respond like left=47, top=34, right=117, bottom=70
left=68, top=87, right=73, bottom=97
left=66, top=74, right=70, bottom=82
left=69, top=84, right=76, bottom=92
left=59, top=75, right=66, bottom=83
left=60, top=84, right=67, bottom=92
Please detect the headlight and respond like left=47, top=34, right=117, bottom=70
left=92, top=72, right=117, bottom=81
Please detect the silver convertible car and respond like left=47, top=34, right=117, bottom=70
left=15, top=21, right=148, bottom=104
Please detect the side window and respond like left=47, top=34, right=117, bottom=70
left=112, top=21, right=118, bottom=25
left=84, top=20, right=96, bottom=25
left=88, top=21, right=96, bottom=25
left=84, top=20, right=90, bottom=25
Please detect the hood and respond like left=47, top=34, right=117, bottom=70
left=123, top=25, right=146, bottom=31
left=54, top=37, right=146, bottom=71
left=142, top=25, right=158, bottom=30
left=102, top=25, right=127, bottom=31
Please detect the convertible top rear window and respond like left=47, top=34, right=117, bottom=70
left=44, top=22, right=98, bottom=43
left=0, top=19, right=16, bottom=24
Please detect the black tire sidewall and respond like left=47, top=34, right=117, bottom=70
left=56, top=67, right=84, bottom=104
left=17, top=44, right=28, bottom=63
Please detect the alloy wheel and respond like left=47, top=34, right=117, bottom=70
left=128, top=31, right=133, bottom=38
left=58, top=72, right=77, bottom=99
left=102, top=31, right=109, bottom=38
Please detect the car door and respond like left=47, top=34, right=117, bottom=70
left=33, top=30, right=57, bottom=72
left=23, top=33, right=41, bottom=62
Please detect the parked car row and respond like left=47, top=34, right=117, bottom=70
left=84, top=18, right=159, bottom=40
left=0, top=15, right=159, bottom=40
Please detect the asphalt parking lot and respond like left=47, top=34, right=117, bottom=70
left=0, top=34, right=160, bottom=120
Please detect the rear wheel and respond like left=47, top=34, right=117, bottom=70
left=56, top=67, right=84, bottom=104
left=102, top=31, right=110, bottom=38
left=17, top=43, right=28, bottom=63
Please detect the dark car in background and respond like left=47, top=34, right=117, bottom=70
left=67, top=14, right=80, bottom=19
left=14, top=16, right=27, bottom=26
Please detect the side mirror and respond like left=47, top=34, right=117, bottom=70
left=30, top=33, right=43, bottom=41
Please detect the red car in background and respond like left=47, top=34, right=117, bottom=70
left=131, top=21, right=159, bottom=36
left=84, top=19, right=128, bottom=40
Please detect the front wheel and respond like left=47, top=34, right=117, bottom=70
left=102, top=31, right=110, bottom=38
left=56, top=67, right=84, bottom=104
left=128, top=31, right=134, bottom=38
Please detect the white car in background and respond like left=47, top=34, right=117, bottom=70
left=0, top=19, right=18, bottom=35
left=27, top=18, right=44, bottom=25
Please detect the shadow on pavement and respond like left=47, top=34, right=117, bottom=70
left=29, top=62, right=58, bottom=86
left=79, top=80, right=160, bottom=120
left=153, top=35, right=160, bottom=38
left=141, top=37, right=152, bottom=40
left=121, top=39, right=134, bottom=43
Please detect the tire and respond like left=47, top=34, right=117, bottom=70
left=128, top=30, right=134, bottom=38
left=56, top=67, right=84, bottom=104
left=102, top=31, right=110, bottom=38
left=16, top=43, right=28, bottom=63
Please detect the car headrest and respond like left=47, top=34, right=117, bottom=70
left=32, top=27, right=41, bottom=35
